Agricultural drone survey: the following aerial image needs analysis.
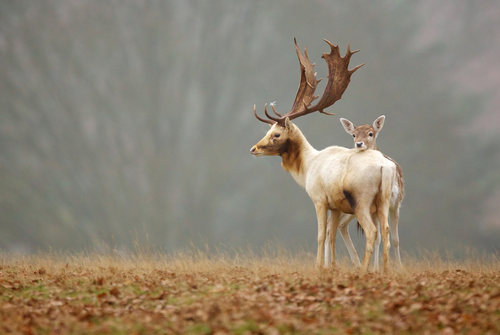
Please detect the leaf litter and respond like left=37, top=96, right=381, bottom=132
left=0, top=251, right=499, bottom=334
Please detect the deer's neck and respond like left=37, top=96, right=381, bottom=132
left=280, top=128, right=317, bottom=188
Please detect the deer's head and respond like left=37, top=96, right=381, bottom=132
left=250, top=38, right=364, bottom=156
left=340, top=115, right=385, bottom=150
left=250, top=117, right=295, bottom=157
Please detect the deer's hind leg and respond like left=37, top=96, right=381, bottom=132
left=390, top=206, right=402, bottom=268
left=354, top=208, right=377, bottom=273
left=377, top=204, right=391, bottom=274
left=372, top=215, right=382, bottom=272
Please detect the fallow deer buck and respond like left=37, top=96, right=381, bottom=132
left=250, top=38, right=396, bottom=273
left=324, top=116, right=405, bottom=271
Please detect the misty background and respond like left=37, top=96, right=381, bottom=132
left=1, top=1, right=499, bottom=257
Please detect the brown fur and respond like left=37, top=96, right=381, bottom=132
left=281, top=138, right=304, bottom=176
left=353, top=124, right=379, bottom=150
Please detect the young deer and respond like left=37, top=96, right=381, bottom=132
left=250, top=39, right=396, bottom=273
left=324, top=116, right=405, bottom=270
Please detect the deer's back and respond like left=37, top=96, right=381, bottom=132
left=305, top=147, right=396, bottom=213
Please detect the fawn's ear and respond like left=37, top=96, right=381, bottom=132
left=373, top=115, right=385, bottom=133
left=340, top=118, right=355, bottom=135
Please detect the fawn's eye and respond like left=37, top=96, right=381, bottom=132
left=274, top=133, right=280, bottom=138
left=369, top=132, right=373, bottom=137
left=352, top=134, right=356, bottom=138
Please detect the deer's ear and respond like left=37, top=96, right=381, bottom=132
left=284, top=117, right=293, bottom=131
left=373, top=115, right=385, bottom=133
left=340, top=118, right=355, bottom=135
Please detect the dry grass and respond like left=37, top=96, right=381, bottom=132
left=1, top=246, right=500, bottom=334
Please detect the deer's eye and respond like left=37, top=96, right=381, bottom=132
left=352, top=134, right=356, bottom=138
left=274, top=133, right=280, bottom=138
left=369, top=132, right=373, bottom=137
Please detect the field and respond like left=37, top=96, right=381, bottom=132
left=1, top=248, right=500, bottom=335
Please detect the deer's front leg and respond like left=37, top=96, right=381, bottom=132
left=315, top=204, right=329, bottom=268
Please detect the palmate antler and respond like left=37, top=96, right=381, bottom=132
left=254, top=38, right=364, bottom=126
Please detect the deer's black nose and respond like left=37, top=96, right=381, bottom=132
left=250, top=147, right=256, bottom=154
left=356, top=142, right=363, bottom=148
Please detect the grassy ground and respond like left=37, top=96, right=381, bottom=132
left=1, top=248, right=500, bottom=334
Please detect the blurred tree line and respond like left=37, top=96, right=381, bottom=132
left=0, top=0, right=499, bottom=255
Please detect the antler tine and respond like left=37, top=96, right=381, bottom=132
left=345, top=43, right=364, bottom=75
left=264, top=103, right=281, bottom=123
left=320, top=110, right=335, bottom=116
left=254, top=104, right=275, bottom=125
left=323, top=38, right=341, bottom=60
left=350, top=62, right=364, bottom=74
left=271, top=105, right=283, bottom=117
